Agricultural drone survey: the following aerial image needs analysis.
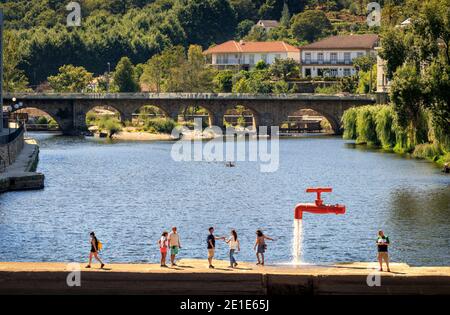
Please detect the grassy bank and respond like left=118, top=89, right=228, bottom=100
left=342, top=105, right=450, bottom=166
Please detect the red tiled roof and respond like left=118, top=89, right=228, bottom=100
left=204, top=41, right=300, bottom=54
left=300, top=34, right=379, bottom=50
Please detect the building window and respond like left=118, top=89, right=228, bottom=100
left=305, top=68, right=312, bottom=77
left=275, top=54, right=281, bottom=60
left=330, top=69, right=338, bottom=77
left=223, top=54, right=229, bottom=64
left=343, top=68, right=351, bottom=76
left=330, top=53, right=338, bottom=63
left=357, top=52, right=364, bottom=58
left=249, top=54, right=255, bottom=65
left=344, top=52, right=351, bottom=64
left=305, top=52, right=311, bottom=64
left=318, top=53, right=324, bottom=63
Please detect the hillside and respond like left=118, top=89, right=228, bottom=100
left=0, top=0, right=416, bottom=87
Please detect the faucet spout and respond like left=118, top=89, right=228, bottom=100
left=294, top=188, right=346, bottom=220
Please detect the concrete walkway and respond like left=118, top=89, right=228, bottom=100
left=0, top=260, right=448, bottom=295
left=0, top=138, right=44, bottom=192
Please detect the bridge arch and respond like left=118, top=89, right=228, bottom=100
left=85, top=103, right=127, bottom=124
left=223, top=104, right=260, bottom=131
left=178, top=104, right=215, bottom=128
left=278, top=105, right=341, bottom=134
left=13, top=107, right=62, bottom=131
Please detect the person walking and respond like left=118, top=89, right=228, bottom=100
left=377, top=230, right=391, bottom=272
left=225, top=229, right=240, bottom=268
left=207, top=227, right=225, bottom=269
left=168, top=227, right=181, bottom=266
left=254, top=230, right=274, bottom=266
left=159, top=231, right=169, bottom=267
left=85, top=232, right=105, bottom=269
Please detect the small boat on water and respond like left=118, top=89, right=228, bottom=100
left=225, top=162, right=236, bottom=167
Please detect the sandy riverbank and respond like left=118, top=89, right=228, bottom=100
left=0, top=260, right=449, bottom=295
left=109, top=130, right=218, bottom=141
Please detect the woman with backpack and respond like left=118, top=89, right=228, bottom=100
left=159, top=231, right=169, bottom=267
left=86, top=232, right=105, bottom=269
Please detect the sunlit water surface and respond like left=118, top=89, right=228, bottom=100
left=1, top=133, right=449, bottom=266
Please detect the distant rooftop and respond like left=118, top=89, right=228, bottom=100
left=300, top=34, right=379, bottom=50
left=204, top=41, right=299, bottom=54
left=256, top=20, right=280, bottom=28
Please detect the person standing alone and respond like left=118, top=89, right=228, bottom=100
left=168, top=227, right=181, bottom=266
left=86, top=232, right=105, bottom=269
left=377, top=230, right=391, bottom=272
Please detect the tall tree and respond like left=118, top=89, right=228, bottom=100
left=2, top=32, right=29, bottom=92
left=291, top=10, right=332, bottom=42
left=113, top=57, right=140, bottom=92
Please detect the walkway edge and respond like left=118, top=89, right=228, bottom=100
left=0, top=139, right=44, bottom=193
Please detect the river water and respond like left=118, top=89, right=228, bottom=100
left=0, top=133, right=449, bottom=266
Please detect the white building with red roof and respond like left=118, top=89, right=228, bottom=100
left=203, top=40, right=300, bottom=70
left=300, top=34, right=379, bottom=78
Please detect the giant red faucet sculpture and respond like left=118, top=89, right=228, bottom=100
left=294, top=188, right=346, bottom=220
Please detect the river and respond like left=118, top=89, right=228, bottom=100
left=0, top=133, right=449, bottom=266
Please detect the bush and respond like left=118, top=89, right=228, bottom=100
left=375, top=106, right=396, bottom=149
left=97, top=116, right=122, bottom=137
left=144, top=118, right=177, bottom=134
left=412, top=143, right=442, bottom=160
left=356, top=106, right=379, bottom=145
left=314, top=84, right=341, bottom=94
left=342, top=107, right=358, bottom=140
left=36, top=116, right=48, bottom=125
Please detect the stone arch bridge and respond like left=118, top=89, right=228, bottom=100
left=4, top=93, right=376, bottom=135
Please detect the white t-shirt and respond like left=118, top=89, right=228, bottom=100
left=168, top=232, right=180, bottom=247
left=228, top=236, right=238, bottom=250
left=160, top=236, right=168, bottom=248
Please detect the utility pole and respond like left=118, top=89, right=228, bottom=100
left=107, top=62, right=111, bottom=93
left=0, top=9, right=4, bottom=130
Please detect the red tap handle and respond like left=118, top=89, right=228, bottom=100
left=306, top=188, right=332, bottom=206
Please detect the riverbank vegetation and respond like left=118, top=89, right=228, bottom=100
left=343, top=105, right=449, bottom=165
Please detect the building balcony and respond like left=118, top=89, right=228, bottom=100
left=302, top=59, right=353, bottom=65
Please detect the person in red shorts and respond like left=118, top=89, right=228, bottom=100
left=159, top=231, right=169, bottom=267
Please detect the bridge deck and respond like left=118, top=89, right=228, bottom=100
left=4, top=93, right=376, bottom=101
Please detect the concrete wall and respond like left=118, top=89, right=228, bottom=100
left=0, top=129, right=24, bottom=169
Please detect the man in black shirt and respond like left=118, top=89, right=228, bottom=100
left=207, top=227, right=225, bottom=269
left=376, top=230, right=391, bottom=272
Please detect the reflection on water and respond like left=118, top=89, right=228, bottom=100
left=0, top=133, right=449, bottom=266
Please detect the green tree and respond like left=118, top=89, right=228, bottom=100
left=213, top=70, right=234, bottom=93
left=113, top=57, right=140, bottom=92
left=269, top=58, right=300, bottom=80
left=390, top=64, right=426, bottom=146
left=48, top=65, right=93, bottom=93
left=236, top=20, right=255, bottom=40
left=280, top=2, right=291, bottom=27
left=2, top=32, right=29, bottom=92
left=291, top=10, right=332, bottom=42
left=378, top=29, right=408, bottom=79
